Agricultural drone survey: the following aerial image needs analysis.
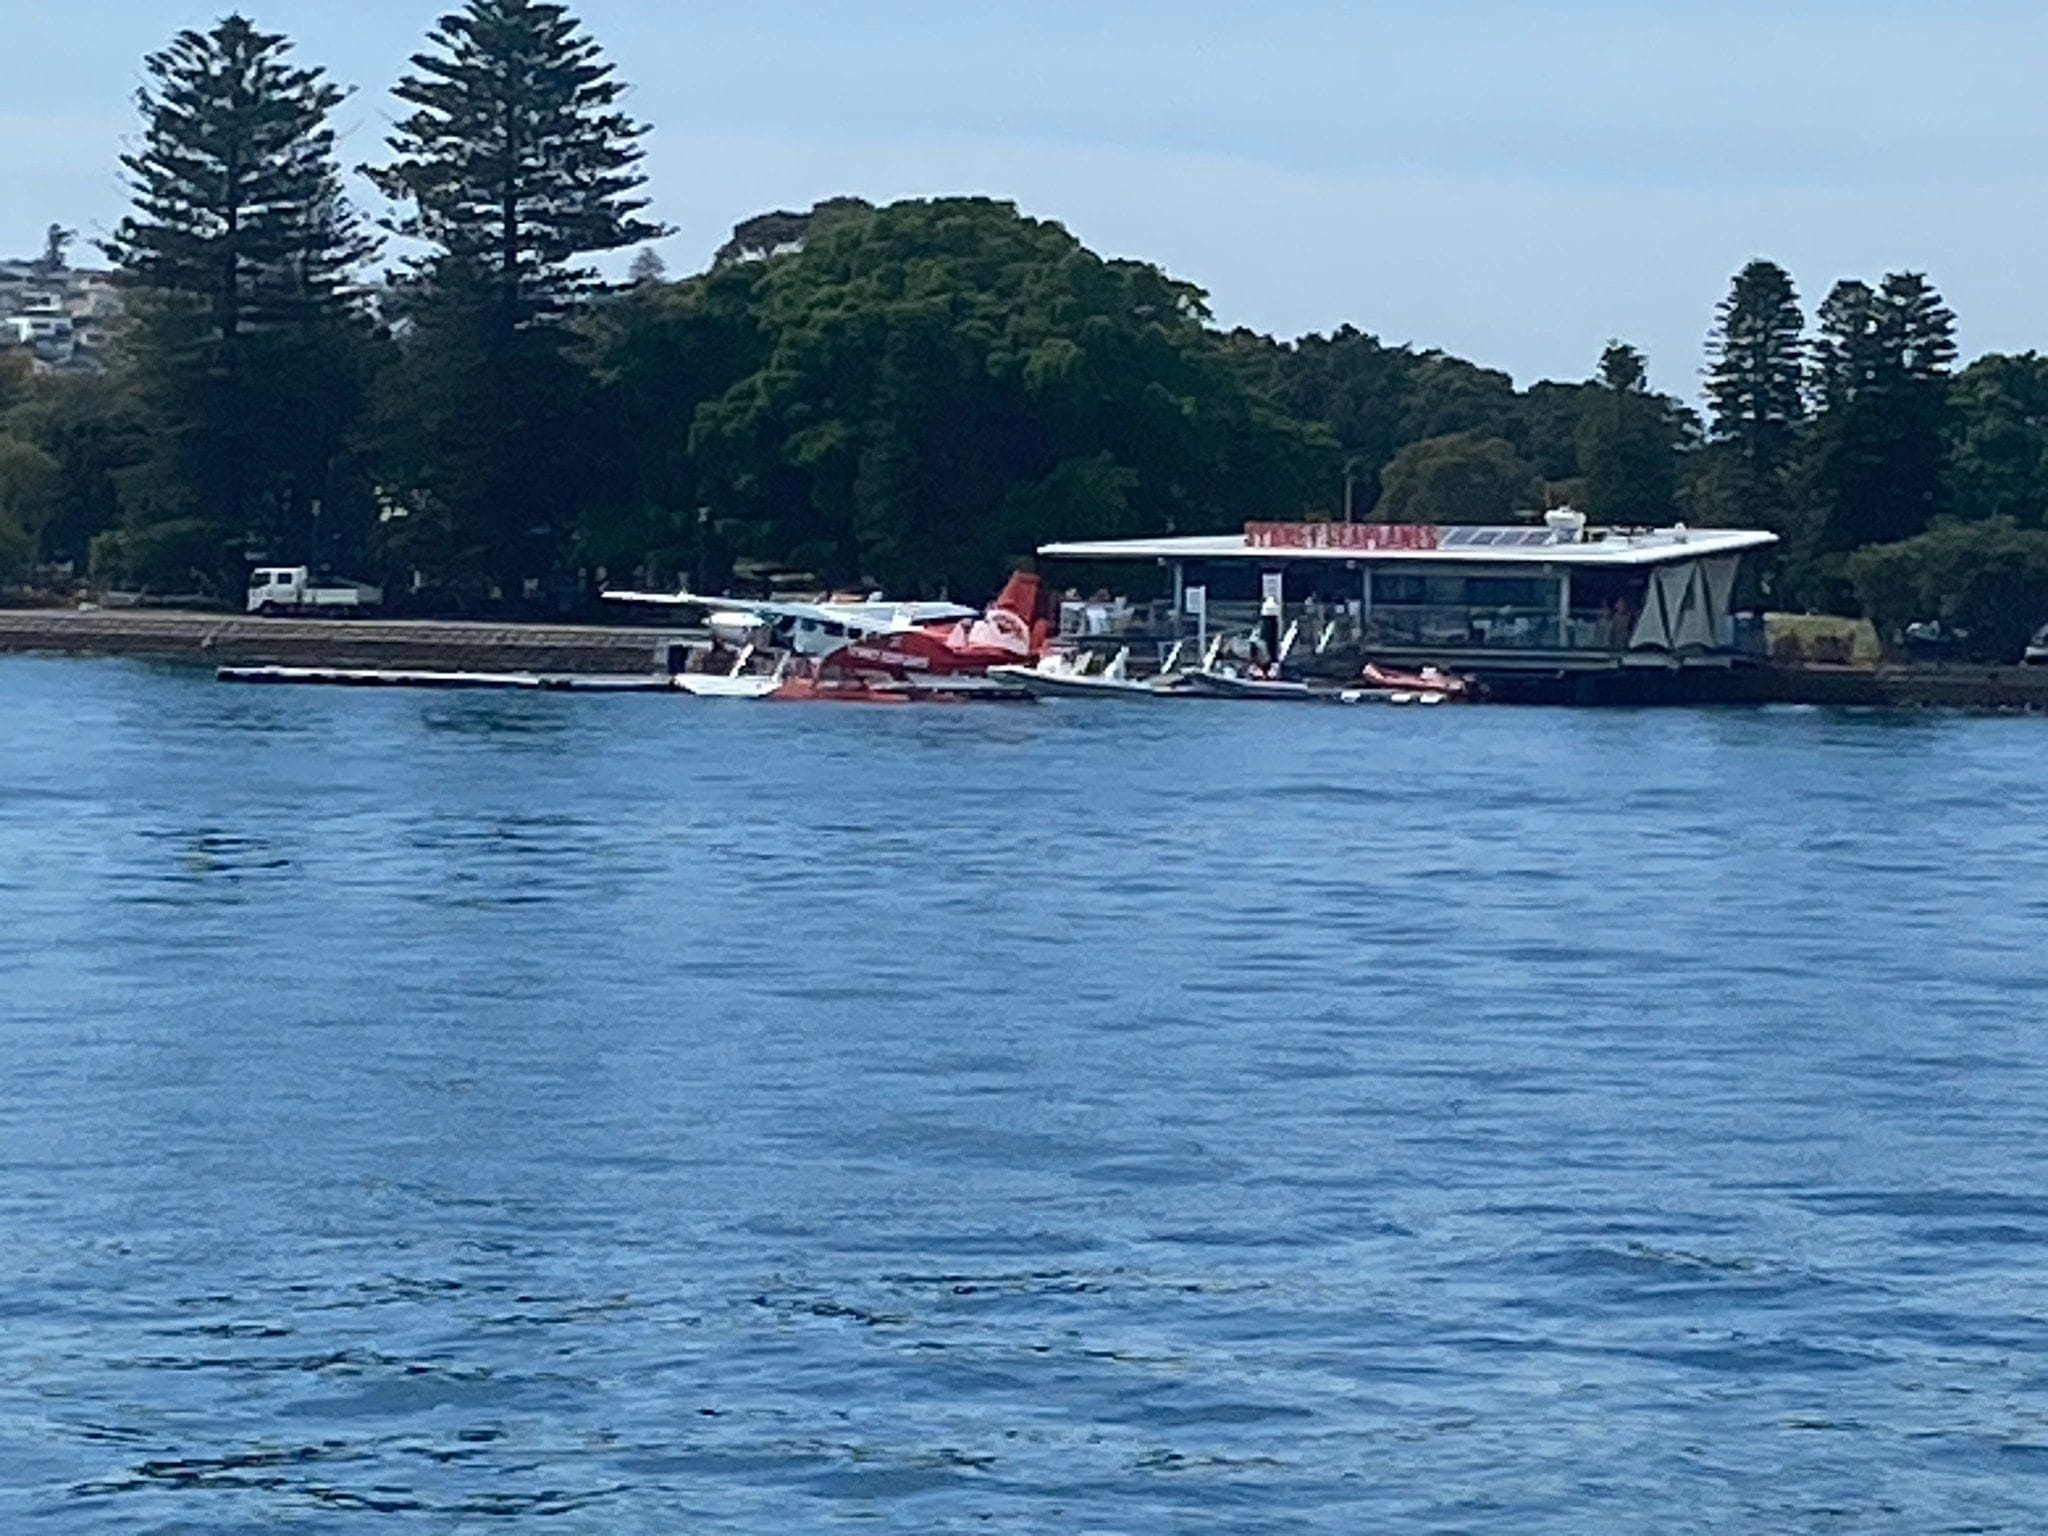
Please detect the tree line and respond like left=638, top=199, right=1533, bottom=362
left=3, top=1, right=2047, bottom=654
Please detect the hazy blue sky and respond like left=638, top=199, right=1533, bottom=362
left=10, top=1, right=2046, bottom=393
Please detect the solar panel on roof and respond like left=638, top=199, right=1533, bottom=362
left=1428, top=526, right=1574, bottom=550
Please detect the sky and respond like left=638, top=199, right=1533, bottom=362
left=9, top=0, right=2048, bottom=396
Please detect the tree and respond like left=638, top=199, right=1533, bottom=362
left=109, top=17, right=373, bottom=339
left=103, top=15, right=377, bottom=580
left=1705, top=259, right=1804, bottom=524
left=3, top=372, right=151, bottom=570
left=1275, top=326, right=1417, bottom=518
left=36, top=224, right=76, bottom=277
left=712, top=197, right=875, bottom=269
left=1399, top=353, right=1518, bottom=444
left=1947, top=353, right=2048, bottom=526
left=1597, top=340, right=1647, bottom=394
left=1376, top=432, right=1541, bottom=524
left=576, top=261, right=767, bottom=585
left=0, top=348, right=31, bottom=416
left=369, top=0, right=663, bottom=603
left=690, top=198, right=1328, bottom=595
left=1850, top=518, right=2048, bottom=661
left=371, top=0, right=663, bottom=326
left=0, top=434, right=60, bottom=579
left=1879, top=270, right=1958, bottom=382
left=1805, top=272, right=1956, bottom=553
left=627, top=248, right=668, bottom=286
left=1576, top=341, right=1685, bottom=525
left=1516, top=379, right=1600, bottom=483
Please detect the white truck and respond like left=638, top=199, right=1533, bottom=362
left=246, top=566, right=384, bottom=616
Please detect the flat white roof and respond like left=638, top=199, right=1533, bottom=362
left=1040, top=524, right=1778, bottom=568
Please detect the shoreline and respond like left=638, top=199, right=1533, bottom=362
left=5, top=607, right=2048, bottom=711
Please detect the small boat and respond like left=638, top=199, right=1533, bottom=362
left=990, top=647, right=1190, bottom=699
left=1183, top=667, right=1321, bottom=701
left=1359, top=662, right=1473, bottom=700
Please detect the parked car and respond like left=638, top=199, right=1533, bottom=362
left=1902, top=619, right=1965, bottom=662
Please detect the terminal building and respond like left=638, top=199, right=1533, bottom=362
left=1038, top=513, right=1779, bottom=701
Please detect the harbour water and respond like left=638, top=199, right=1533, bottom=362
left=4, top=655, right=2048, bottom=1533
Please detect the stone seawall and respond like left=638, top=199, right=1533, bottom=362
left=0, top=608, right=689, bottom=676
left=1745, top=663, right=2048, bottom=711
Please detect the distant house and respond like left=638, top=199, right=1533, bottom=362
left=4, top=314, right=77, bottom=368
left=5, top=315, right=70, bottom=344
left=0, top=252, right=120, bottom=372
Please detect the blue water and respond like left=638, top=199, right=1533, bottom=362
left=4, top=655, right=2048, bottom=1533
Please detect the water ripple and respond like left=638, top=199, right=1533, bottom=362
left=3, top=657, right=2048, bottom=1532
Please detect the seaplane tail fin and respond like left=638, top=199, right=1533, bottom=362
left=958, top=570, right=1044, bottom=658
left=991, top=569, right=1041, bottom=619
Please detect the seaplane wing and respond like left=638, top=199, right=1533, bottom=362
left=601, top=589, right=977, bottom=633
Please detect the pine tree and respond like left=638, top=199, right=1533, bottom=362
left=1809, top=280, right=1885, bottom=413
left=109, top=17, right=373, bottom=334
left=1578, top=341, right=1683, bottom=525
left=628, top=248, right=668, bottom=286
left=1807, top=272, right=1956, bottom=553
left=367, top=0, right=663, bottom=603
left=370, top=0, right=663, bottom=327
left=104, top=15, right=376, bottom=583
left=1878, top=271, right=1958, bottom=382
left=1597, top=340, right=1648, bottom=394
left=1705, top=259, right=1804, bottom=501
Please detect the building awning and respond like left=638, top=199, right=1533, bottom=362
left=1039, top=522, right=1778, bottom=569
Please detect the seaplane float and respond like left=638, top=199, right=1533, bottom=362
left=603, top=572, right=1050, bottom=702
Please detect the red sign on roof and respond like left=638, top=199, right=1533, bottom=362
left=1244, top=522, right=1442, bottom=552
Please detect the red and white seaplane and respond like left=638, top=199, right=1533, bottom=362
left=604, top=572, right=1049, bottom=701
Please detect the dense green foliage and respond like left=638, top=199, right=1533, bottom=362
left=1577, top=342, right=1690, bottom=526
left=1851, top=520, right=2048, bottom=661
left=0, top=433, right=60, bottom=580
left=1945, top=354, right=2048, bottom=528
left=1376, top=433, right=1540, bottom=525
left=6, top=5, right=2048, bottom=654
left=685, top=199, right=1329, bottom=594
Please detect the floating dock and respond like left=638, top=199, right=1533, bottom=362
left=215, top=665, right=676, bottom=692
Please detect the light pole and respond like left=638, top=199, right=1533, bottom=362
left=695, top=506, right=710, bottom=594
left=1342, top=456, right=1363, bottom=523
